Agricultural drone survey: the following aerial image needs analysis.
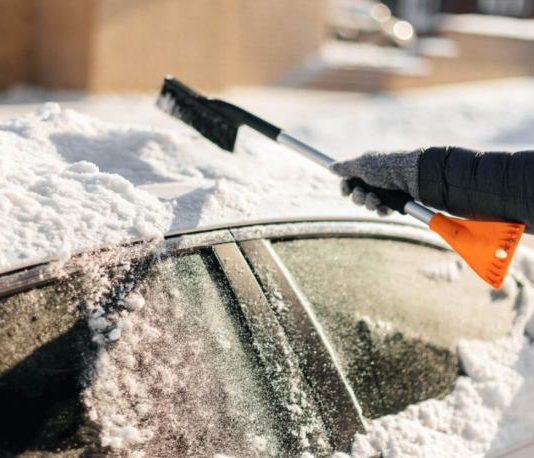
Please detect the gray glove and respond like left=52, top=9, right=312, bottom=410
left=329, top=151, right=421, bottom=215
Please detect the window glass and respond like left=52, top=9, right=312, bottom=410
left=0, top=276, right=92, bottom=455
left=106, top=251, right=283, bottom=457
left=272, top=237, right=516, bottom=418
left=0, top=250, right=284, bottom=457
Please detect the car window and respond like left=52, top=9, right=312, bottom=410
left=0, top=274, right=91, bottom=455
left=102, top=250, right=284, bottom=457
left=0, top=248, right=287, bottom=457
left=271, top=237, right=517, bottom=419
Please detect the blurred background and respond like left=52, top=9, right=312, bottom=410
left=2, top=0, right=534, bottom=94
left=2, top=0, right=534, bottom=171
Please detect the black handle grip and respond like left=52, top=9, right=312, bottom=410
left=209, top=100, right=282, bottom=140
left=346, top=177, right=412, bottom=214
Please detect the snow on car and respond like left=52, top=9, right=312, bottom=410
left=1, top=79, right=534, bottom=457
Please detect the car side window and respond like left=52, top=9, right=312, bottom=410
left=0, top=274, right=91, bottom=455
left=96, top=250, right=283, bottom=457
left=271, top=237, right=517, bottom=418
left=0, top=249, right=284, bottom=457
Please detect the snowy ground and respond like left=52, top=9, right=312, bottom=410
left=3, top=78, right=534, bottom=456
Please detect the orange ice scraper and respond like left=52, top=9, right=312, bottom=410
left=157, top=76, right=525, bottom=289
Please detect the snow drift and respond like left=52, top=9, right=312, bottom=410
left=0, top=103, right=172, bottom=272
left=0, top=102, right=366, bottom=273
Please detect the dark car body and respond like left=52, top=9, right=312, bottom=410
left=0, top=217, right=521, bottom=457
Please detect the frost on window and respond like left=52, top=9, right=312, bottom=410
left=0, top=249, right=285, bottom=457
left=272, top=237, right=517, bottom=419
left=84, top=251, right=284, bottom=457
left=0, top=274, right=97, bottom=455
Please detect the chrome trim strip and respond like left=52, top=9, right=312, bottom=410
left=0, top=218, right=424, bottom=277
left=231, top=220, right=445, bottom=248
left=162, top=215, right=416, bottom=239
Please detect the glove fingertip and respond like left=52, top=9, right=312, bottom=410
left=351, top=187, right=367, bottom=205
left=366, top=192, right=382, bottom=208
left=330, top=159, right=362, bottom=177
left=364, top=193, right=377, bottom=211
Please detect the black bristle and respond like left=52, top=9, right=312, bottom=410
left=158, top=77, right=282, bottom=151
left=158, top=78, right=239, bottom=152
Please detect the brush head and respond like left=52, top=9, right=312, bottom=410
left=157, top=77, right=239, bottom=151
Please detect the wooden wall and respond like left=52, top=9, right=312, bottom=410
left=0, top=0, right=328, bottom=91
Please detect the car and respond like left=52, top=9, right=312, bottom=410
left=330, top=0, right=416, bottom=48
left=0, top=213, right=522, bottom=457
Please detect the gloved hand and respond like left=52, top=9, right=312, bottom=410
left=329, top=150, right=421, bottom=215
left=338, top=178, right=393, bottom=216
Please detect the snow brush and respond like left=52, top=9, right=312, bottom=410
left=157, top=76, right=525, bottom=289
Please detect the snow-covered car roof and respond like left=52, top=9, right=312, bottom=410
left=0, top=102, right=416, bottom=275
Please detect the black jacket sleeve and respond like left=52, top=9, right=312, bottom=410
left=418, top=146, right=534, bottom=231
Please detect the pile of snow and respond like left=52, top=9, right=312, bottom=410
left=148, top=131, right=364, bottom=230
left=0, top=103, right=172, bottom=272
left=72, top=246, right=155, bottom=452
left=347, top=250, right=534, bottom=458
left=352, top=285, right=534, bottom=457
left=0, top=101, right=373, bottom=273
left=349, top=248, right=534, bottom=458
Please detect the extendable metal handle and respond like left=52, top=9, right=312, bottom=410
left=404, top=201, right=434, bottom=224
left=277, top=132, right=335, bottom=167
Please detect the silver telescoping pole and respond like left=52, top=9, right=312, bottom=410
left=277, top=132, right=434, bottom=225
